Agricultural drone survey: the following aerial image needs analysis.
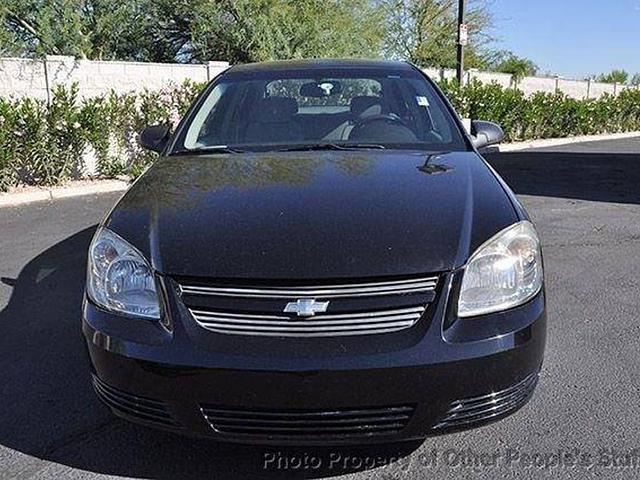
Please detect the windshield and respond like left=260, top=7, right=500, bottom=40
left=173, top=67, right=467, bottom=153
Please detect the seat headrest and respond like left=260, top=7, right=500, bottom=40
left=253, top=97, right=298, bottom=122
left=350, top=96, right=383, bottom=117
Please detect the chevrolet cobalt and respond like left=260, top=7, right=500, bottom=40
left=84, top=59, right=545, bottom=444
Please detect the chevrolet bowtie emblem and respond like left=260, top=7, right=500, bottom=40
left=284, top=298, right=329, bottom=317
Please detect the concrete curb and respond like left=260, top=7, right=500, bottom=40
left=0, top=180, right=128, bottom=208
left=496, top=131, right=640, bottom=152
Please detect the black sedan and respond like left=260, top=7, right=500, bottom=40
left=83, top=59, right=546, bottom=445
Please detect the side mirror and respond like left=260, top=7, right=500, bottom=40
left=471, top=120, right=504, bottom=149
left=138, top=124, right=171, bottom=153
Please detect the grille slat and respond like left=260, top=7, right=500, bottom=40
left=195, top=326, right=417, bottom=337
left=436, top=396, right=530, bottom=429
left=177, top=275, right=438, bottom=337
left=207, top=414, right=410, bottom=426
left=94, top=381, right=170, bottom=417
left=92, top=375, right=180, bottom=428
left=180, top=276, right=438, bottom=299
left=194, top=321, right=417, bottom=333
left=204, top=405, right=414, bottom=418
left=201, top=405, right=415, bottom=438
left=433, top=371, right=539, bottom=430
left=209, top=423, right=407, bottom=434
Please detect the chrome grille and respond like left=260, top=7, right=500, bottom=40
left=177, top=275, right=438, bottom=337
left=201, top=404, right=415, bottom=438
left=190, top=306, right=425, bottom=337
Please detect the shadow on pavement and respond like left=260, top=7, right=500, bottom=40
left=0, top=227, right=420, bottom=479
left=485, top=151, right=640, bottom=204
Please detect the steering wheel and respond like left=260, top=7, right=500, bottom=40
left=353, top=113, right=409, bottom=129
left=349, top=113, right=417, bottom=142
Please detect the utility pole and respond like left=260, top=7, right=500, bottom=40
left=456, top=0, right=466, bottom=85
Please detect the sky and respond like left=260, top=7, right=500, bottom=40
left=489, top=0, right=640, bottom=79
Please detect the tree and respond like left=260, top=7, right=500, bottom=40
left=379, top=0, right=494, bottom=69
left=596, top=69, right=629, bottom=84
left=630, top=73, right=640, bottom=86
left=2, top=0, right=86, bottom=58
left=81, top=1, right=174, bottom=62
left=0, top=0, right=384, bottom=63
left=188, top=0, right=384, bottom=63
left=1, top=1, right=159, bottom=60
left=490, top=50, right=537, bottom=80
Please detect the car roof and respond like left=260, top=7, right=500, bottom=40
left=226, top=58, right=413, bottom=74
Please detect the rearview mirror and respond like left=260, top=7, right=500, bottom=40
left=138, top=124, right=171, bottom=153
left=300, top=81, right=343, bottom=97
left=471, top=120, right=504, bottom=149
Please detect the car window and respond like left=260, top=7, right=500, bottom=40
left=177, top=68, right=466, bottom=152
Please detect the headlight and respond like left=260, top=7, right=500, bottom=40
left=86, top=227, right=160, bottom=319
left=458, top=221, right=543, bottom=317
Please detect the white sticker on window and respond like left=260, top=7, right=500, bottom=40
left=416, top=96, right=430, bottom=107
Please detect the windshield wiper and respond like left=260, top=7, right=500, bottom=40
left=173, top=145, right=245, bottom=155
left=277, top=143, right=386, bottom=152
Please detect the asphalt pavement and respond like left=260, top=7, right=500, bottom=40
left=1, top=136, right=640, bottom=479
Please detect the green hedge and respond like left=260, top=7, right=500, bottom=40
left=438, top=79, right=640, bottom=142
left=1, top=79, right=640, bottom=192
left=0, top=81, right=205, bottom=192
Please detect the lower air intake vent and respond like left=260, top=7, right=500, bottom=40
left=201, top=404, right=415, bottom=438
left=92, top=375, right=179, bottom=428
left=433, top=371, right=539, bottom=431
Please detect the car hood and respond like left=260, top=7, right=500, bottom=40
left=106, top=150, right=518, bottom=279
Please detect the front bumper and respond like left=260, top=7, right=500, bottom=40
left=83, top=272, right=546, bottom=445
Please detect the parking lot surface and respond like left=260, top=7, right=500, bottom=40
left=1, top=136, right=640, bottom=479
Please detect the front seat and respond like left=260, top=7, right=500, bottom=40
left=323, top=95, right=383, bottom=141
left=349, top=95, right=383, bottom=118
left=244, top=97, right=304, bottom=143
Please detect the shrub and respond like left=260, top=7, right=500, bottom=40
left=1, top=86, right=85, bottom=188
left=438, top=79, right=640, bottom=142
left=0, top=99, right=19, bottom=191
left=0, top=80, right=207, bottom=192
